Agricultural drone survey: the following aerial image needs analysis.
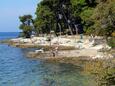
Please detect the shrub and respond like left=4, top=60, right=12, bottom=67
left=108, top=37, right=115, bottom=48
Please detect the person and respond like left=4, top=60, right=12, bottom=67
left=77, top=24, right=84, bottom=39
left=89, top=34, right=94, bottom=42
left=50, top=49, right=55, bottom=57
left=52, top=51, right=55, bottom=57
left=55, top=46, right=59, bottom=55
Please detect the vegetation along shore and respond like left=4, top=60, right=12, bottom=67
left=0, top=0, right=115, bottom=85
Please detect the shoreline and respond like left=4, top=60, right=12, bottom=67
left=0, top=36, right=114, bottom=60
left=27, top=49, right=114, bottom=60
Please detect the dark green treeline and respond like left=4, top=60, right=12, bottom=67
left=19, top=0, right=115, bottom=38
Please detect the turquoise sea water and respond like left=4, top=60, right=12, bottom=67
left=0, top=32, right=94, bottom=86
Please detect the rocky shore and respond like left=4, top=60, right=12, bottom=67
left=2, top=35, right=113, bottom=60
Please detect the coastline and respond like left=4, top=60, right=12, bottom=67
left=1, top=36, right=114, bottom=61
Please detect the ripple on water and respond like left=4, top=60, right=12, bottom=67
left=0, top=44, right=95, bottom=86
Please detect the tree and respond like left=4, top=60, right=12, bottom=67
left=33, top=0, right=115, bottom=38
left=34, top=4, right=55, bottom=35
left=91, top=0, right=115, bottom=38
left=35, top=0, right=85, bottom=35
left=19, top=15, right=33, bottom=38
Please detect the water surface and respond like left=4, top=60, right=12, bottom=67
left=0, top=32, right=94, bottom=86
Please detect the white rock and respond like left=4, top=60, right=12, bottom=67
left=92, top=55, right=104, bottom=59
left=105, top=44, right=111, bottom=50
left=35, top=49, right=44, bottom=53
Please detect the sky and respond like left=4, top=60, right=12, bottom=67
left=0, top=0, right=41, bottom=32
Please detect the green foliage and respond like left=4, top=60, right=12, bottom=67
left=84, top=60, right=115, bottom=86
left=80, top=7, right=94, bottom=21
left=35, top=3, right=56, bottom=34
left=70, top=0, right=85, bottom=6
left=19, top=0, right=115, bottom=38
left=19, top=15, right=33, bottom=38
left=91, top=0, right=115, bottom=37
left=19, top=15, right=32, bottom=24
left=108, top=37, right=115, bottom=48
left=34, top=0, right=96, bottom=35
left=19, top=24, right=32, bottom=32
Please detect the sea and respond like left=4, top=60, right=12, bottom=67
left=0, top=32, right=94, bottom=86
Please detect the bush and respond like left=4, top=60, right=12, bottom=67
left=84, top=60, right=115, bottom=86
left=108, top=37, right=115, bottom=48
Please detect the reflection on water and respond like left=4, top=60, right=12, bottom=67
left=0, top=44, right=94, bottom=86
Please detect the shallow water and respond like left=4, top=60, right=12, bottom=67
left=0, top=32, right=94, bottom=86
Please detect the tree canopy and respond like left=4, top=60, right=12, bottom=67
left=19, top=15, right=34, bottom=38
left=19, top=0, right=115, bottom=38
